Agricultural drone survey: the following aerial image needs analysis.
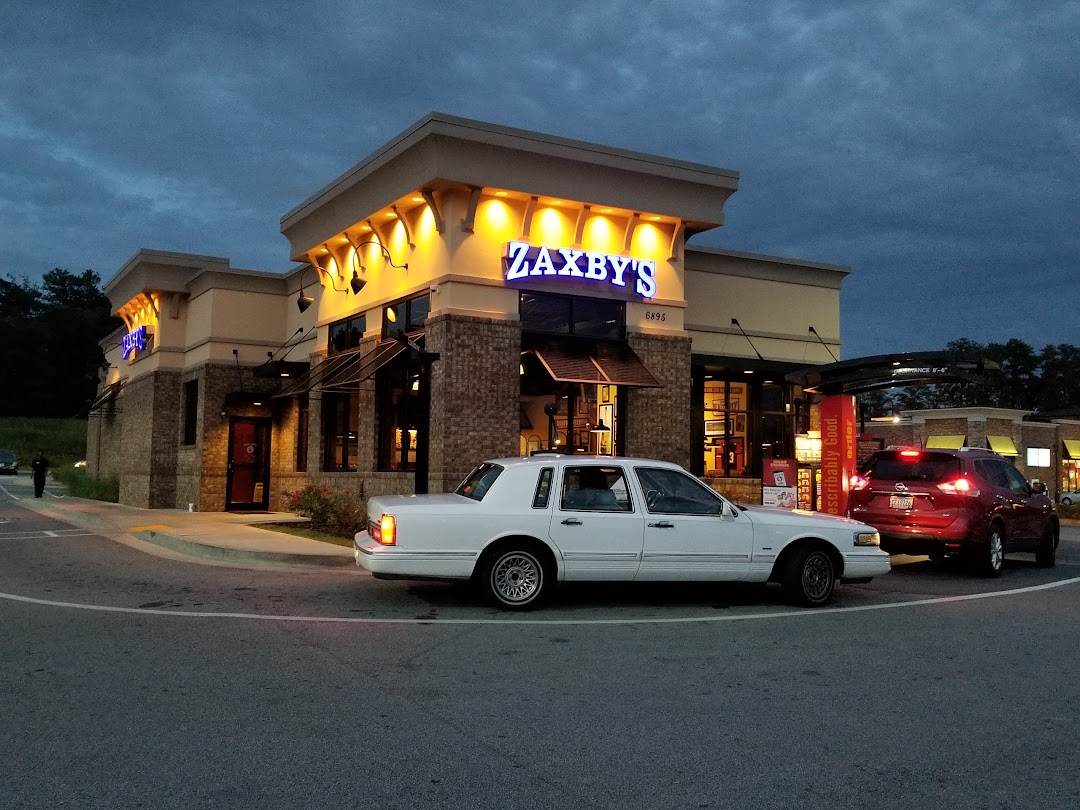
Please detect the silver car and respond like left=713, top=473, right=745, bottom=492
left=1060, top=490, right=1080, bottom=506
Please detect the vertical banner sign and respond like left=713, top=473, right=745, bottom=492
left=819, top=395, right=857, bottom=516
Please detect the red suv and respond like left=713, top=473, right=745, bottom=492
left=847, top=447, right=1058, bottom=576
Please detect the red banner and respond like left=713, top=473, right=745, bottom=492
left=820, top=395, right=857, bottom=516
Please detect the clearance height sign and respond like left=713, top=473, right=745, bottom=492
left=819, top=395, right=857, bottom=516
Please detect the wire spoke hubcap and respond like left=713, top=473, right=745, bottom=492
left=493, top=553, right=541, bottom=603
left=802, top=552, right=833, bottom=600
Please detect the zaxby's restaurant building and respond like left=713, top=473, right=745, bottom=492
left=87, top=114, right=844, bottom=512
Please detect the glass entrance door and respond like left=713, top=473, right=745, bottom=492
left=226, top=417, right=271, bottom=511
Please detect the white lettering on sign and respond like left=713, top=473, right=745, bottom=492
left=504, top=241, right=657, bottom=299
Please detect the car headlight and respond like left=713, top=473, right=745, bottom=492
left=854, top=530, right=880, bottom=547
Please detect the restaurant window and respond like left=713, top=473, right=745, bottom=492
left=520, top=292, right=624, bottom=341
left=383, top=293, right=430, bottom=339
left=700, top=373, right=801, bottom=478
left=377, top=353, right=423, bottom=471
left=295, top=395, right=309, bottom=473
left=182, top=380, right=198, bottom=445
left=329, top=314, right=366, bottom=355
left=322, top=393, right=358, bottom=472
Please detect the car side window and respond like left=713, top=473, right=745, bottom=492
left=975, top=460, right=1009, bottom=489
left=532, top=467, right=554, bottom=508
left=635, top=467, right=725, bottom=515
left=560, top=466, right=633, bottom=512
left=1001, top=463, right=1032, bottom=495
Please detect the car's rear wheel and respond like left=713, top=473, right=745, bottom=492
left=1036, top=524, right=1057, bottom=568
left=783, top=544, right=836, bottom=607
left=479, top=544, right=550, bottom=611
left=1062, top=497, right=1073, bottom=506
left=978, top=525, right=1005, bottom=578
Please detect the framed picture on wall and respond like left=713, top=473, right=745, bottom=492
left=705, top=419, right=726, bottom=436
left=735, top=414, right=746, bottom=433
left=600, top=385, right=612, bottom=404
left=729, top=397, right=741, bottom=411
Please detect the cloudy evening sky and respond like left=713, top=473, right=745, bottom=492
left=3, top=0, right=1077, bottom=359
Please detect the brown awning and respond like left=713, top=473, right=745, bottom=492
left=89, top=381, right=123, bottom=411
left=273, top=349, right=365, bottom=398
left=527, top=338, right=661, bottom=388
left=320, top=341, right=408, bottom=392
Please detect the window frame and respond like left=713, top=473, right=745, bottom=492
left=182, top=379, right=198, bottom=445
left=328, top=314, right=367, bottom=355
left=321, top=391, right=358, bottom=472
left=519, top=291, right=625, bottom=341
left=634, top=466, right=726, bottom=515
left=558, top=464, right=634, bottom=513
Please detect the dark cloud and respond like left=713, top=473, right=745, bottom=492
left=2, top=0, right=1077, bottom=356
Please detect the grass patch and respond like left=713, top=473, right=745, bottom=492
left=0, top=417, right=87, bottom=470
left=259, top=522, right=354, bottom=548
left=1058, top=503, right=1080, bottom=521
left=49, top=466, right=119, bottom=502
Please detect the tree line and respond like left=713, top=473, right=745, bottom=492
left=860, top=338, right=1080, bottom=417
left=0, top=270, right=121, bottom=418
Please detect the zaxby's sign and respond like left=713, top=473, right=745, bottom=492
left=503, top=241, right=657, bottom=298
left=121, top=325, right=148, bottom=359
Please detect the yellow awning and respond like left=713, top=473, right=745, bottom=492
left=1064, top=439, right=1080, bottom=459
left=987, top=435, right=1018, bottom=456
left=925, top=435, right=966, bottom=450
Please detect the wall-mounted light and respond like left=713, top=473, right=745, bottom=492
left=296, top=265, right=316, bottom=312
left=385, top=306, right=397, bottom=323
left=344, top=235, right=409, bottom=297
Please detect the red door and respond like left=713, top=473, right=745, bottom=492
left=226, top=418, right=270, bottom=511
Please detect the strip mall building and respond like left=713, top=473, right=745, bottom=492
left=88, top=114, right=846, bottom=512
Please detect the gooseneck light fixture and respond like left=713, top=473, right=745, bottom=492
left=345, top=234, right=409, bottom=296
left=296, top=265, right=315, bottom=313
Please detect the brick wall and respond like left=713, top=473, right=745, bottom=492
left=624, top=332, right=692, bottom=469
left=705, top=476, right=762, bottom=504
left=426, top=314, right=520, bottom=493
left=114, top=371, right=181, bottom=508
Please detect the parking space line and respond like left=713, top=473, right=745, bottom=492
left=0, top=484, right=19, bottom=500
left=1, top=576, right=1079, bottom=625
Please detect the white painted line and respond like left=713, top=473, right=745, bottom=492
left=43, top=530, right=58, bottom=537
left=1, top=576, right=1079, bottom=625
left=0, top=484, right=19, bottom=500
left=44, top=491, right=66, bottom=499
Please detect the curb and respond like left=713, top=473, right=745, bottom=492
left=16, top=497, right=355, bottom=570
left=130, top=528, right=355, bottom=568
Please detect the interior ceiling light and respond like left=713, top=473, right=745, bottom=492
left=411, top=196, right=424, bottom=202
left=649, top=215, right=660, bottom=221
left=495, top=191, right=509, bottom=197
left=600, top=208, right=612, bottom=214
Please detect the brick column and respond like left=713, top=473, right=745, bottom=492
left=624, top=332, right=692, bottom=469
left=426, top=314, right=521, bottom=493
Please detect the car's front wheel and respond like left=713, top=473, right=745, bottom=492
left=783, top=544, right=836, bottom=607
left=478, top=543, right=550, bottom=611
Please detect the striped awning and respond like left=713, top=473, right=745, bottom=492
left=925, top=435, right=965, bottom=450
left=526, top=338, right=661, bottom=388
left=320, top=341, right=408, bottom=392
left=987, top=435, right=1018, bottom=456
left=273, top=349, right=365, bottom=398
left=89, top=381, right=123, bottom=411
left=1064, top=439, right=1080, bottom=459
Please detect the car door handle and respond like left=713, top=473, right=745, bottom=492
left=561, top=518, right=583, bottom=526
left=648, top=521, right=675, bottom=528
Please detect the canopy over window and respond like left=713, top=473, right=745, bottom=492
left=1063, top=439, right=1080, bottom=459
left=986, top=435, right=1018, bottom=456
left=524, top=337, right=661, bottom=388
left=925, top=435, right=965, bottom=450
left=89, top=381, right=123, bottom=412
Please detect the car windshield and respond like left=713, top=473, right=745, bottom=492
left=863, top=451, right=961, bottom=483
left=0, top=450, right=15, bottom=462
left=454, top=463, right=503, bottom=501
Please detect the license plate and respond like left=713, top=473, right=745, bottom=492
left=889, top=495, right=914, bottom=510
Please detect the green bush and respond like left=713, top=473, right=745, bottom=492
left=50, top=466, right=119, bottom=502
left=285, top=482, right=366, bottom=538
left=1058, top=503, right=1080, bottom=520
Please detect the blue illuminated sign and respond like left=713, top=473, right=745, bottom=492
left=121, top=325, right=147, bottom=359
left=504, top=241, right=657, bottom=299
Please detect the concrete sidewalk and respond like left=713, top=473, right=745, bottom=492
left=18, top=493, right=356, bottom=570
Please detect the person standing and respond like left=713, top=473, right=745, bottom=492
left=31, top=450, right=49, bottom=498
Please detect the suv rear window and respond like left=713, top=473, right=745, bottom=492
left=455, top=463, right=503, bottom=501
left=862, top=451, right=962, bottom=483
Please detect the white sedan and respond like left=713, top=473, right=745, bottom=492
left=354, top=454, right=890, bottom=610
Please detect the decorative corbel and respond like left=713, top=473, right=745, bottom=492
left=623, top=212, right=640, bottom=253
left=420, top=188, right=445, bottom=234
left=460, top=186, right=481, bottom=234
left=521, top=195, right=538, bottom=240
left=573, top=205, right=591, bottom=247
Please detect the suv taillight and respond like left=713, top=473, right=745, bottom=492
left=370, top=514, right=397, bottom=546
left=938, top=478, right=980, bottom=497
